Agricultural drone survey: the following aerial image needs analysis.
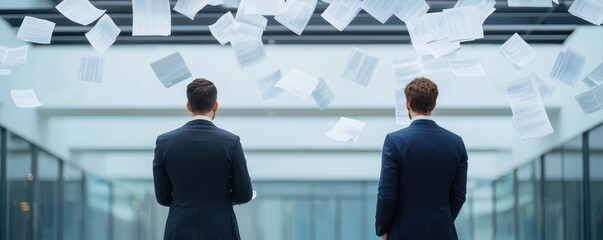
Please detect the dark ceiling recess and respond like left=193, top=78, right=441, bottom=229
left=0, top=0, right=592, bottom=45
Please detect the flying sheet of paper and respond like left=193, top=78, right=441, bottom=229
left=341, top=47, right=379, bottom=87
left=223, top=0, right=241, bottom=8
left=256, top=70, right=284, bottom=100
left=421, top=58, right=452, bottom=74
left=275, top=68, right=320, bottom=99
left=10, top=89, right=43, bottom=108
left=506, top=77, right=554, bottom=142
left=575, top=84, right=603, bottom=114
left=0, top=45, right=29, bottom=68
left=407, top=12, right=450, bottom=46
left=274, top=0, right=317, bottom=35
left=209, top=12, right=235, bottom=45
left=360, top=0, right=397, bottom=23
left=549, top=47, right=586, bottom=87
left=232, top=21, right=264, bottom=38
left=395, top=88, right=410, bottom=125
left=55, top=0, right=106, bottom=25
left=241, top=0, right=285, bottom=15
left=150, top=52, right=192, bottom=88
left=444, top=7, right=484, bottom=42
left=455, top=0, right=496, bottom=23
left=568, top=0, right=603, bottom=25
left=236, top=0, right=269, bottom=29
left=393, top=0, right=430, bottom=23
left=584, top=62, right=603, bottom=88
left=209, top=0, right=224, bottom=5
left=427, top=38, right=460, bottom=59
left=174, top=0, right=209, bottom=20
left=500, top=33, right=536, bottom=69
left=0, top=69, right=12, bottom=76
left=531, top=73, right=557, bottom=102
left=321, top=0, right=362, bottom=31
left=17, top=17, right=55, bottom=44
left=449, top=59, right=485, bottom=77
left=311, top=78, right=335, bottom=110
left=132, top=0, right=171, bottom=36
left=508, top=0, right=552, bottom=7
left=231, top=34, right=266, bottom=69
left=85, top=14, right=121, bottom=55
left=392, top=59, right=423, bottom=88
left=325, top=117, right=366, bottom=142
left=77, top=56, right=105, bottom=83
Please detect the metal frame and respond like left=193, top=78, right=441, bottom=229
left=583, top=132, right=591, bottom=240
left=31, top=145, right=39, bottom=240
left=0, top=127, right=7, bottom=240
left=513, top=169, right=520, bottom=240
left=538, top=155, right=546, bottom=240
left=57, top=161, right=64, bottom=240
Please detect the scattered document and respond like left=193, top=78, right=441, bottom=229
left=55, top=0, right=106, bottom=25
left=321, top=0, right=362, bottom=31
left=0, top=45, right=29, bottom=68
left=311, top=78, right=335, bottom=110
left=85, top=14, right=121, bottom=55
left=236, top=1, right=269, bottom=29
left=231, top=34, right=266, bottom=69
left=150, top=52, right=192, bottom=88
left=508, top=0, right=552, bottom=8
left=421, top=58, right=452, bottom=74
left=549, top=47, right=586, bottom=87
left=392, top=59, right=423, bottom=88
left=341, top=47, right=379, bottom=87
left=209, top=12, right=235, bottom=45
left=256, top=70, right=284, bottom=100
left=455, top=0, right=496, bottom=23
left=77, top=56, right=105, bottom=83
left=241, top=0, right=285, bottom=15
left=500, top=33, right=536, bottom=69
left=360, top=0, right=397, bottom=23
left=394, top=0, right=430, bottom=23
left=174, top=0, right=208, bottom=20
left=0, top=69, right=12, bottom=76
left=449, top=59, right=485, bottom=77
left=531, top=73, right=557, bottom=102
left=209, top=0, right=224, bottom=5
left=274, top=0, right=317, bottom=35
left=232, top=21, right=264, bottom=38
left=444, top=7, right=484, bottom=42
left=506, top=77, right=554, bottom=142
left=10, top=89, right=43, bottom=108
left=395, top=88, right=410, bottom=125
left=583, top=62, right=603, bottom=88
left=407, top=12, right=450, bottom=46
left=132, top=0, right=171, bottom=36
left=275, top=68, right=320, bottom=99
left=325, top=117, right=366, bottom=142
left=17, top=17, right=55, bottom=44
left=568, top=0, right=603, bottom=25
left=427, top=38, right=460, bottom=59
left=575, top=84, right=603, bottom=114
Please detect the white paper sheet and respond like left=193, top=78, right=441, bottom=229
left=0, top=69, right=12, bottom=76
left=274, top=0, right=317, bottom=35
left=77, top=56, right=105, bottom=83
left=500, top=33, right=536, bottom=69
left=275, top=68, right=320, bottom=99
left=241, top=0, right=285, bottom=15
left=508, top=0, right=552, bottom=7
left=209, top=0, right=224, bottom=5
left=568, top=0, right=603, bottom=25
left=393, top=0, right=430, bottom=23
left=174, top=0, right=209, bottom=20
left=311, top=78, right=335, bottom=110
left=444, top=7, right=484, bottom=42
left=256, top=70, right=284, bottom=100
left=55, top=0, right=106, bottom=25
left=392, top=58, right=423, bottom=88
left=321, top=0, right=362, bottom=31
left=407, top=12, right=450, bottom=46
left=10, top=89, right=43, bottom=108
left=575, top=84, right=603, bottom=114
left=584, top=62, right=603, bottom=88
left=231, top=34, right=266, bottom=69
left=395, top=88, right=411, bottom=126
left=531, top=73, right=557, bottom=102
left=454, top=0, right=496, bottom=23
left=85, top=14, right=121, bottom=55
left=0, top=45, right=29, bottom=68
left=150, top=52, right=193, bottom=88
left=209, top=12, right=235, bottom=45
left=421, top=58, right=452, bottom=74
left=132, top=0, right=171, bottom=36
left=360, top=0, right=397, bottom=23
left=341, top=47, right=379, bottom=87
left=549, top=47, right=586, bottom=87
left=325, top=117, right=366, bottom=142
left=17, top=17, right=55, bottom=44
left=232, top=21, right=264, bottom=38
left=506, top=77, right=554, bottom=142
left=427, top=38, right=461, bottom=59
left=236, top=1, right=269, bottom=29
left=449, top=58, right=485, bottom=77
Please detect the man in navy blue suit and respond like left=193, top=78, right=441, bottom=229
left=153, top=78, right=253, bottom=240
left=375, top=77, right=468, bottom=240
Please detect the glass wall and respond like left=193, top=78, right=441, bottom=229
left=494, top=173, right=515, bottom=240
left=6, top=134, right=33, bottom=240
left=590, top=125, right=603, bottom=240
left=63, top=164, right=83, bottom=240
left=37, top=151, right=60, bottom=240
left=516, top=161, right=537, bottom=240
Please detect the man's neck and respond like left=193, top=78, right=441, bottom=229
left=410, top=112, right=431, bottom=120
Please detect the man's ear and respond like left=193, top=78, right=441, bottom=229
left=406, top=100, right=411, bottom=111
left=213, top=102, right=219, bottom=112
left=186, top=102, right=193, bottom=113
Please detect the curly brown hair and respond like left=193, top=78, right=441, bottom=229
left=404, top=77, right=438, bottom=113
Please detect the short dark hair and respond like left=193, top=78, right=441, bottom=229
left=404, top=77, right=438, bottom=113
left=187, top=78, right=217, bottom=113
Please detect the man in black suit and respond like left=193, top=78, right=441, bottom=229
left=153, top=78, right=253, bottom=240
left=375, top=77, right=468, bottom=240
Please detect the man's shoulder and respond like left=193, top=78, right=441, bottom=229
left=388, top=124, right=463, bottom=142
left=157, top=124, right=239, bottom=143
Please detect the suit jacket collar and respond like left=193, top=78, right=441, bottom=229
left=410, top=119, right=437, bottom=127
left=184, top=119, right=216, bottom=127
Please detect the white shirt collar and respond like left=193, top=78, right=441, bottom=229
left=190, top=115, right=213, bottom=122
left=411, top=115, right=433, bottom=122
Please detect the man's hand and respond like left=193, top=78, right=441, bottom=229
left=382, top=233, right=388, bottom=240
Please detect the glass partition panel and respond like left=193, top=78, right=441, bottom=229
left=589, top=124, right=603, bottom=239
left=6, top=134, right=33, bottom=240
left=563, top=136, right=584, bottom=240
left=86, top=175, right=111, bottom=240
left=517, top=162, right=537, bottom=240
left=37, top=151, right=59, bottom=240
left=544, top=149, right=564, bottom=240
left=63, top=164, right=83, bottom=240
left=494, top=173, right=514, bottom=240
left=472, top=181, right=493, bottom=240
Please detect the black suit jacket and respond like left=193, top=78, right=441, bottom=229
left=153, top=119, right=253, bottom=240
left=375, top=119, right=468, bottom=240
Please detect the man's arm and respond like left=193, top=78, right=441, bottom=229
left=153, top=137, right=173, bottom=207
left=449, top=140, right=468, bottom=219
left=375, top=135, right=399, bottom=237
left=230, top=137, right=253, bottom=205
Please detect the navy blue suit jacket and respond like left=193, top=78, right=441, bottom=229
left=375, top=119, right=468, bottom=240
left=153, top=120, right=253, bottom=240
